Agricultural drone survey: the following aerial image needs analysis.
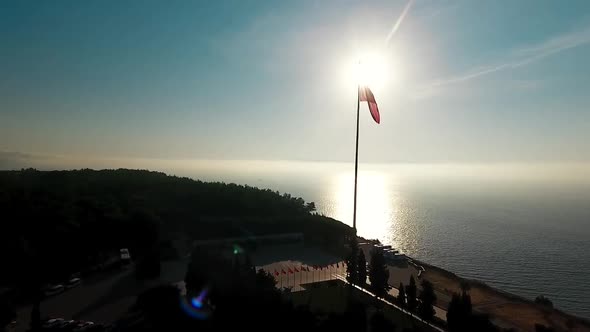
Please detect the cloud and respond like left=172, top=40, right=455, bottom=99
left=415, top=24, right=590, bottom=97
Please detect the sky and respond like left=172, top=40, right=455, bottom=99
left=1, top=0, right=590, bottom=166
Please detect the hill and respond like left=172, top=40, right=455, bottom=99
left=0, top=169, right=352, bottom=289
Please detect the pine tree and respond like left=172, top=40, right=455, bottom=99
left=368, top=248, right=391, bottom=298
left=396, top=282, right=406, bottom=309
left=447, top=287, right=474, bottom=332
left=345, top=237, right=359, bottom=284
left=417, top=279, right=437, bottom=321
left=405, top=275, right=417, bottom=312
left=357, top=249, right=367, bottom=286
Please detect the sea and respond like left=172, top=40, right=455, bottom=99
left=158, top=160, right=590, bottom=319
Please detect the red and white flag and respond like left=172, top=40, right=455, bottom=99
left=359, top=86, right=380, bottom=124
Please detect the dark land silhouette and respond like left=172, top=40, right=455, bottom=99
left=1, top=169, right=590, bottom=332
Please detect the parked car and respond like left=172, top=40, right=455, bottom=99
left=42, top=318, right=64, bottom=329
left=65, top=277, right=82, bottom=289
left=43, top=284, right=65, bottom=296
left=85, top=324, right=105, bottom=331
left=72, top=321, right=94, bottom=331
left=120, top=248, right=131, bottom=267
left=52, top=319, right=76, bottom=331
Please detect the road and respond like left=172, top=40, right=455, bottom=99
left=9, top=258, right=189, bottom=332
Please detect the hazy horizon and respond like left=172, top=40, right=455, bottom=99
left=2, top=150, right=589, bottom=187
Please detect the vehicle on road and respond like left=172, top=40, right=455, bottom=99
left=120, top=248, right=131, bottom=266
left=43, top=284, right=65, bottom=297
left=72, top=321, right=94, bottom=331
left=42, top=318, right=64, bottom=329
left=65, top=277, right=82, bottom=289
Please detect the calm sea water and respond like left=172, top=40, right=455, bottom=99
left=162, top=160, right=590, bottom=319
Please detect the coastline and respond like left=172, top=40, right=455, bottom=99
left=357, top=237, right=590, bottom=331
left=414, top=258, right=590, bottom=332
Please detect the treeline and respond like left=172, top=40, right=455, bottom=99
left=0, top=169, right=351, bottom=292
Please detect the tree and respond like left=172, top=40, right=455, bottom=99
left=447, top=288, right=476, bottom=332
left=368, top=248, right=391, bottom=298
left=534, top=295, right=553, bottom=309
left=396, top=282, right=406, bottom=309
left=405, top=276, right=417, bottom=312
left=447, top=293, right=463, bottom=332
left=30, top=302, right=41, bottom=332
left=346, top=237, right=359, bottom=285
left=357, top=250, right=367, bottom=286
left=417, top=279, right=437, bottom=321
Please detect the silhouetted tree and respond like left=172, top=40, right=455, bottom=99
left=370, top=311, right=397, bottom=332
left=405, top=276, right=417, bottom=312
left=358, top=250, right=367, bottom=286
left=346, top=237, right=359, bottom=285
left=448, top=288, right=500, bottom=332
left=447, top=293, right=464, bottom=332
left=417, top=279, right=437, bottom=321
left=534, top=295, right=553, bottom=309
left=30, top=302, right=40, bottom=332
left=396, top=282, right=406, bottom=309
left=461, top=289, right=472, bottom=316
left=135, top=284, right=183, bottom=330
left=369, top=248, right=391, bottom=298
left=0, top=169, right=352, bottom=290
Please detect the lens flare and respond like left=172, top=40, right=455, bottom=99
left=180, top=288, right=211, bottom=320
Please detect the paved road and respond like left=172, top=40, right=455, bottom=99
left=9, top=258, right=189, bottom=332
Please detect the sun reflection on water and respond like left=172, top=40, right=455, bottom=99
left=329, top=171, right=399, bottom=244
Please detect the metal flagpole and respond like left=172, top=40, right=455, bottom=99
left=353, top=84, right=360, bottom=231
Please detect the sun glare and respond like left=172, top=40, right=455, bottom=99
left=347, top=52, right=391, bottom=90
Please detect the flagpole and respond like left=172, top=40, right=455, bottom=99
left=353, top=84, right=360, bottom=231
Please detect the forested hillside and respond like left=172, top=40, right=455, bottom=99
left=0, top=169, right=351, bottom=289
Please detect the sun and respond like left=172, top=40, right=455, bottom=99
left=349, top=52, right=390, bottom=90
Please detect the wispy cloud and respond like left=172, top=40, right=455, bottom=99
left=416, top=24, right=590, bottom=96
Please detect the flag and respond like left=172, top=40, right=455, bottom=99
left=288, top=268, right=294, bottom=274
left=281, top=269, right=286, bottom=275
left=359, top=86, right=380, bottom=124
left=274, top=270, right=279, bottom=276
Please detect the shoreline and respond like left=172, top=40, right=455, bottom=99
left=358, top=237, right=590, bottom=331
left=411, top=257, right=590, bottom=331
